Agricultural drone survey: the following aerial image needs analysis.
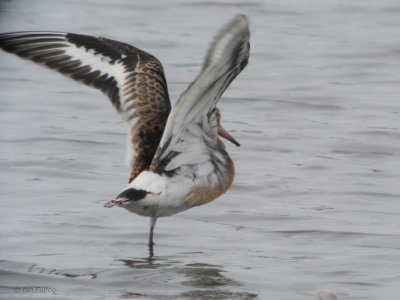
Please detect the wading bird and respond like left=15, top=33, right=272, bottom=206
left=0, top=15, right=250, bottom=254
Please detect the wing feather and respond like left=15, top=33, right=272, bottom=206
left=0, top=31, right=171, bottom=182
left=151, top=15, right=250, bottom=175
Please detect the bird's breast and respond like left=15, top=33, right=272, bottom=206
left=185, top=157, right=235, bottom=207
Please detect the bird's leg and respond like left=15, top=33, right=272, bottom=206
left=148, top=217, right=157, bottom=255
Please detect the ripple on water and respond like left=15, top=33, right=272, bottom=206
left=1, top=1, right=400, bottom=299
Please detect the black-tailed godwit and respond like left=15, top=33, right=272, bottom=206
left=0, top=15, right=250, bottom=253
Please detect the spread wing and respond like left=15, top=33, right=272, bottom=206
left=150, top=15, right=250, bottom=176
left=0, top=31, right=171, bottom=182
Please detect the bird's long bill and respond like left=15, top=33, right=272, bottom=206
left=217, top=125, right=240, bottom=147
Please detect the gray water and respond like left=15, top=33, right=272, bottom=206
left=1, top=1, right=399, bottom=299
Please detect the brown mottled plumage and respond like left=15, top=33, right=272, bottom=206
left=125, top=60, right=171, bottom=182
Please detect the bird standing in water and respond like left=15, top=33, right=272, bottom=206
left=0, top=15, right=250, bottom=254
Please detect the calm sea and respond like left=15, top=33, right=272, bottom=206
left=1, top=0, right=400, bottom=299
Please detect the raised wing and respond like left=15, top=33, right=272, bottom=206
left=0, top=32, right=171, bottom=182
left=151, top=15, right=250, bottom=176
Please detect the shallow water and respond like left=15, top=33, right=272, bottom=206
left=1, top=0, right=400, bottom=299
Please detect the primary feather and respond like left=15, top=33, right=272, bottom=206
left=0, top=31, right=171, bottom=182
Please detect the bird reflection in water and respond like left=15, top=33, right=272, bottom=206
left=117, top=257, right=257, bottom=299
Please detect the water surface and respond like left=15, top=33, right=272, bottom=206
left=1, top=1, right=400, bottom=299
